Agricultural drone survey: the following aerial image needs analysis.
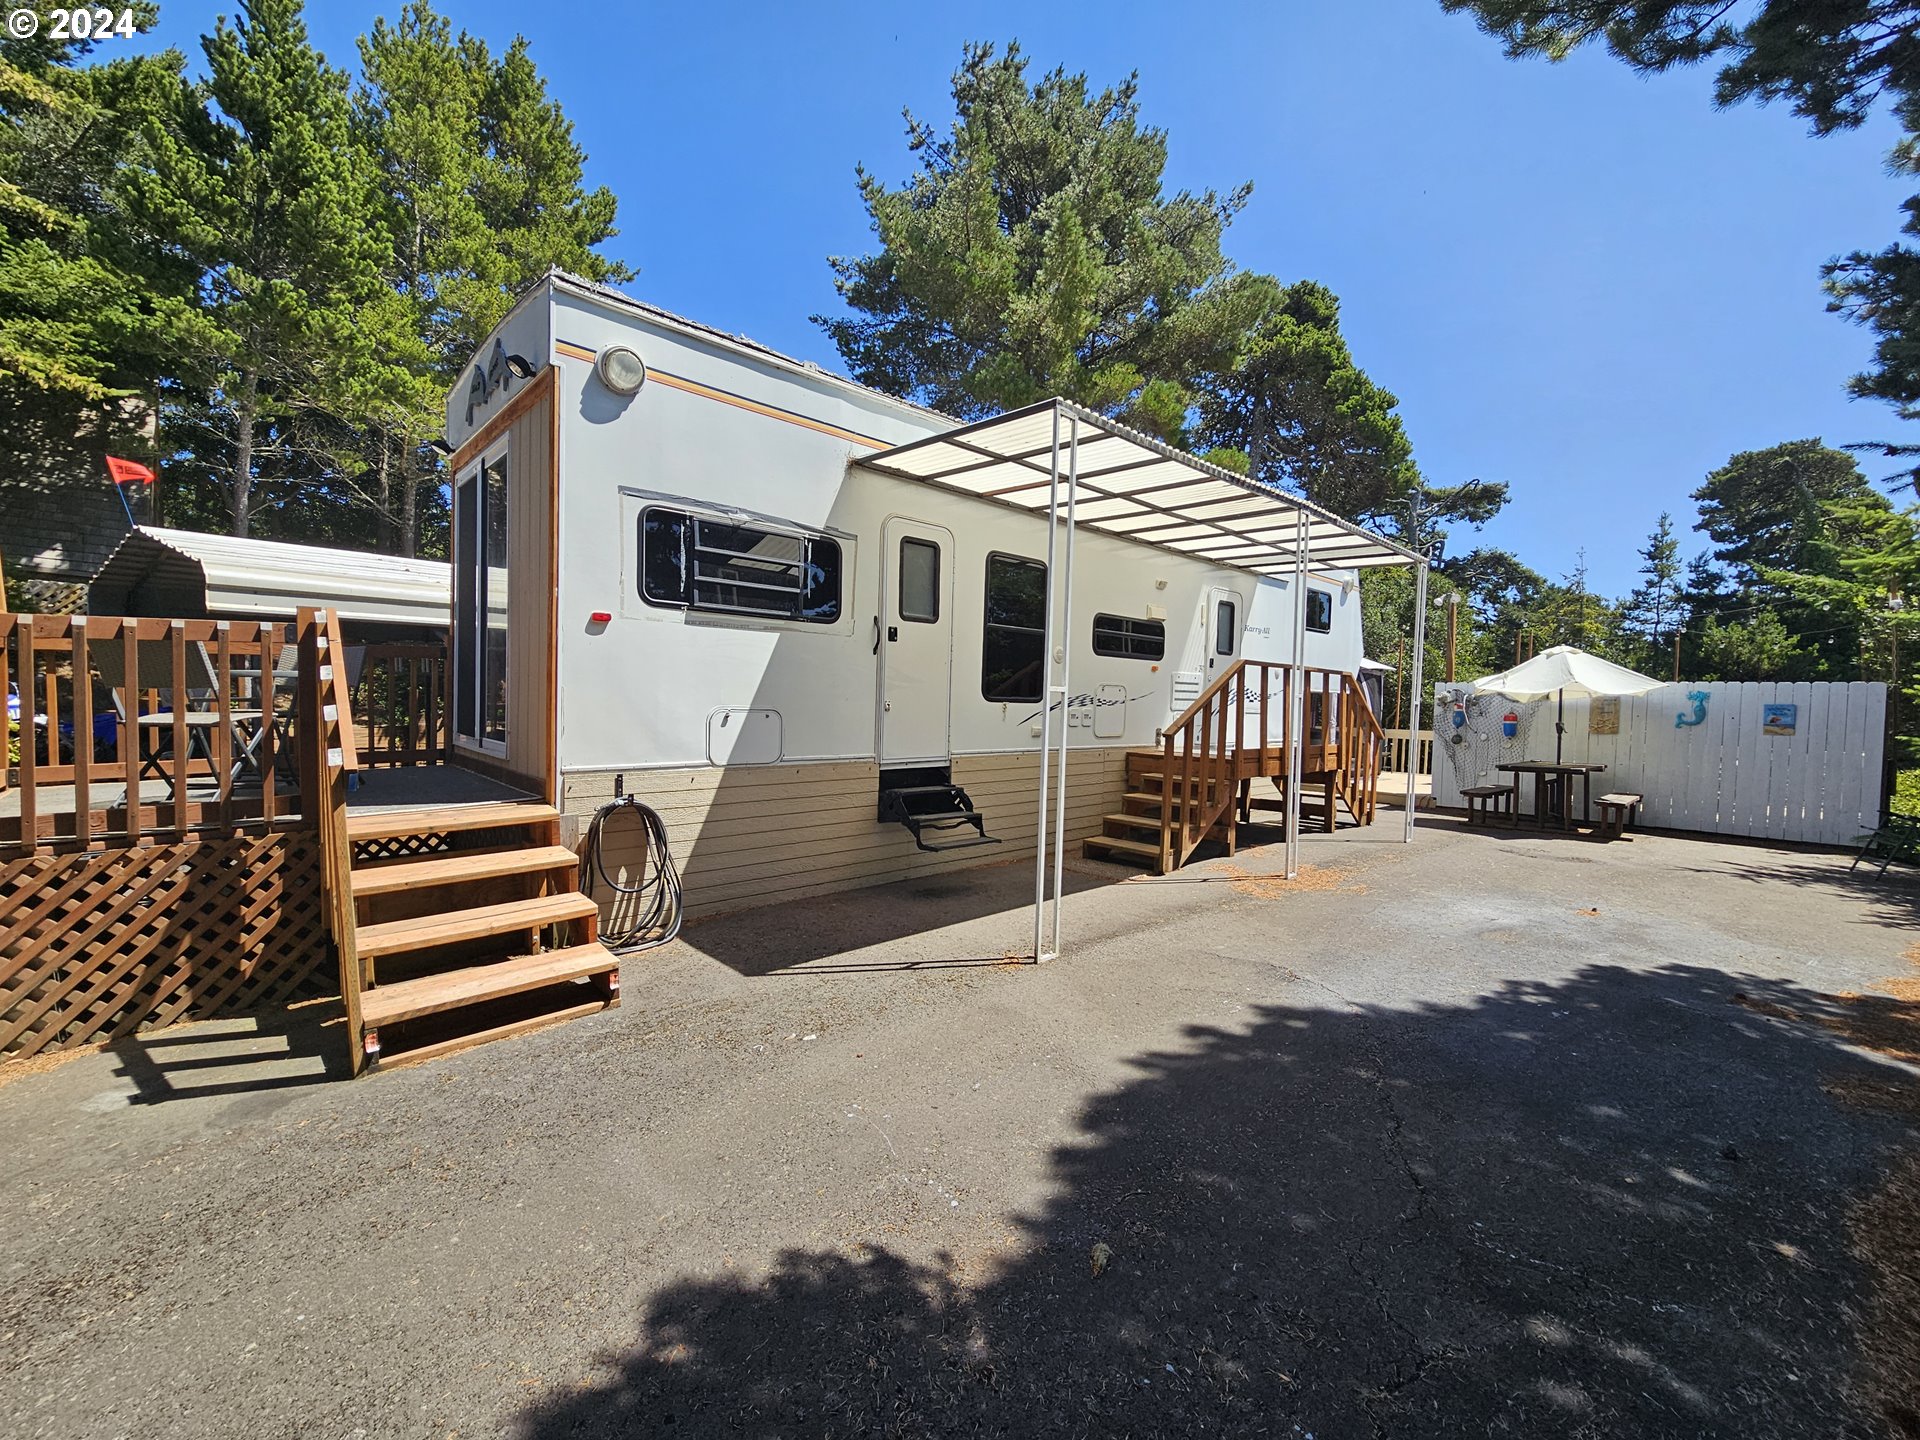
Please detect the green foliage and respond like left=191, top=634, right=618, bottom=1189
left=1443, top=2, right=1920, bottom=432
left=817, top=41, right=1252, bottom=425
left=1619, top=512, right=1685, bottom=669
left=1193, top=278, right=1429, bottom=525
left=1439, top=1, right=1920, bottom=137
left=348, top=1, right=630, bottom=553
left=3, top=0, right=628, bottom=554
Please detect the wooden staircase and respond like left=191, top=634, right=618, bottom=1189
left=299, top=610, right=617, bottom=1076
left=1084, top=661, right=1386, bottom=874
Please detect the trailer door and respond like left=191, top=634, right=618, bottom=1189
left=878, top=517, right=955, bottom=765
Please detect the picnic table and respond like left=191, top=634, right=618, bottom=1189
left=1497, top=760, right=1607, bottom=830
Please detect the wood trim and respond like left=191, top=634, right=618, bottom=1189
left=449, top=363, right=559, bottom=474
left=645, top=368, right=887, bottom=450
left=546, top=362, right=561, bottom=805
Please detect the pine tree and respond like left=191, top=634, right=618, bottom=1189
left=127, top=0, right=386, bottom=538
left=351, top=1, right=630, bottom=555
left=1621, top=513, right=1685, bottom=670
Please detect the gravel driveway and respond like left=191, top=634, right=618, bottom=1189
left=3, top=817, right=1917, bottom=1438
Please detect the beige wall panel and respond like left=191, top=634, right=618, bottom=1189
left=567, top=748, right=1131, bottom=919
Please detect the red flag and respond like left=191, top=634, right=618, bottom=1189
left=106, top=455, right=156, bottom=486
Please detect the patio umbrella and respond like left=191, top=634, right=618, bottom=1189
left=1468, top=645, right=1663, bottom=762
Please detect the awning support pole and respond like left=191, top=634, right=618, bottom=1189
left=1047, top=413, right=1080, bottom=960
left=1285, top=509, right=1308, bottom=880
left=1033, top=404, right=1064, bottom=963
left=1404, top=559, right=1430, bottom=843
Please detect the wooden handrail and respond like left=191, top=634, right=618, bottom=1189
left=1153, top=659, right=1391, bottom=869
left=298, top=606, right=367, bottom=1074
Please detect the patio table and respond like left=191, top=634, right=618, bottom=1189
left=1497, top=760, right=1607, bottom=831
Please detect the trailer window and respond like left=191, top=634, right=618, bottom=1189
left=898, top=537, right=940, bottom=623
left=1091, top=613, right=1165, bottom=661
left=639, top=507, right=841, bottom=623
left=983, top=553, right=1047, bottom=702
left=1306, top=587, right=1333, bottom=633
left=1215, top=598, right=1237, bottom=655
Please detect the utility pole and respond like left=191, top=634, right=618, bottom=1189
left=1672, top=629, right=1681, bottom=682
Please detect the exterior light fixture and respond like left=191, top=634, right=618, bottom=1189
left=595, top=345, right=647, bottom=396
left=504, top=352, right=537, bottom=380
left=427, top=437, right=453, bottom=456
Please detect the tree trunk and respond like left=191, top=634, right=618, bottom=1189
left=372, top=434, right=394, bottom=551
left=231, top=369, right=259, bottom=538
left=399, top=444, right=419, bottom=559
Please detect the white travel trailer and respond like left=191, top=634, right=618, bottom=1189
left=440, top=272, right=1423, bottom=924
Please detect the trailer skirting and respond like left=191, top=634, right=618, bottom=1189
left=561, top=749, right=1134, bottom=922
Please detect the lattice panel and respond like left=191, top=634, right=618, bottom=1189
left=7, top=578, right=86, bottom=615
left=0, top=834, right=331, bottom=1061
left=350, top=831, right=451, bottom=865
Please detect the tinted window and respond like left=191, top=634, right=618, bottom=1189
left=983, top=553, right=1047, bottom=701
left=1306, top=587, right=1332, bottom=633
left=639, top=507, right=841, bottom=624
left=641, top=509, right=687, bottom=606
left=1092, top=613, right=1165, bottom=660
left=1214, top=599, right=1237, bottom=656
left=899, top=538, right=940, bottom=623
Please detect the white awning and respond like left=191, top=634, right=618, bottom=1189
left=858, top=398, right=1420, bottom=575
left=88, top=527, right=451, bottom=629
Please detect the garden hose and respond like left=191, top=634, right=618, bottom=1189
left=580, top=796, right=684, bottom=953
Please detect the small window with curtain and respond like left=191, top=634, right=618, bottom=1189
left=1215, top=598, right=1237, bottom=655
left=898, top=537, right=940, bottom=623
left=983, top=553, right=1047, bottom=701
left=639, top=506, right=842, bottom=624
left=1306, top=587, right=1333, bottom=633
left=1092, top=613, right=1165, bottom=660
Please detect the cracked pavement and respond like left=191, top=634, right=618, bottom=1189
left=2, top=815, right=1918, bottom=1438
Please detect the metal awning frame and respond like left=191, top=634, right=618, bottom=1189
left=864, top=397, right=1429, bottom=963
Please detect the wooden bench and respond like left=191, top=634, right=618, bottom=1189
left=1461, top=784, right=1514, bottom=827
left=1596, top=791, right=1642, bottom=839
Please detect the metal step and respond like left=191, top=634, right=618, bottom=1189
left=878, top=782, right=1001, bottom=854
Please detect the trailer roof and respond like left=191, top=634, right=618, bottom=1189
left=89, top=527, right=450, bottom=628
left=860, top=398, right=1422, bottom=574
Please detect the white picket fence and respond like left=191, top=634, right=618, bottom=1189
left=1430, top=681, right=1888, bottom=847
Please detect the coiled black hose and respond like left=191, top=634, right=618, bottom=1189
left=580, top=796, right=684, bottom=952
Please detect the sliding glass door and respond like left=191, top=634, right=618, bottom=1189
left=452, top=444, right=509, bottom=753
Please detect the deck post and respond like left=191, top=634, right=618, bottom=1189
left=1404, top=560, right=1430, bottom=843
left=1285, top=510, right=1309, bottom=880
left=1033, top=403, right=1063, bottom=964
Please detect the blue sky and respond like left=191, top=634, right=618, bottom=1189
left=128, top=0, right=1913, bottom=595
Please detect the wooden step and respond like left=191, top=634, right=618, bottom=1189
left=350, top=845, right=579, bottom=898
left=1102, top=812, right=1167, bottom=834
left=345, top=801, right=558, bottom=843
left=1124, top=790, right=1213, bottom=810
left=356, top=891, right=597, bottom=960
left=1084, top=834, right=1161, bottom=865
left=360, top=942, right=617, bottom=1028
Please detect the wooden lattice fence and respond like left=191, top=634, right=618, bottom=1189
left=0, top=833, right=331, bottom=1061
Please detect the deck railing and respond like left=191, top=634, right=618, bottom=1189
left=2, top=614, right=301, bottom=850
left=1156, top=661, right=1385, bottom=871
left=1382, top=727, right=1433, bottom=778
left=353, top=641, right=447, bottom=767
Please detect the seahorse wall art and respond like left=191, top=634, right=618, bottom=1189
left=1675, top=691, right=1709, bottom=728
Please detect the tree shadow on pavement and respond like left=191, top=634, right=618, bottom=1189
left=516, top=964, right=1918, bottom=1439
